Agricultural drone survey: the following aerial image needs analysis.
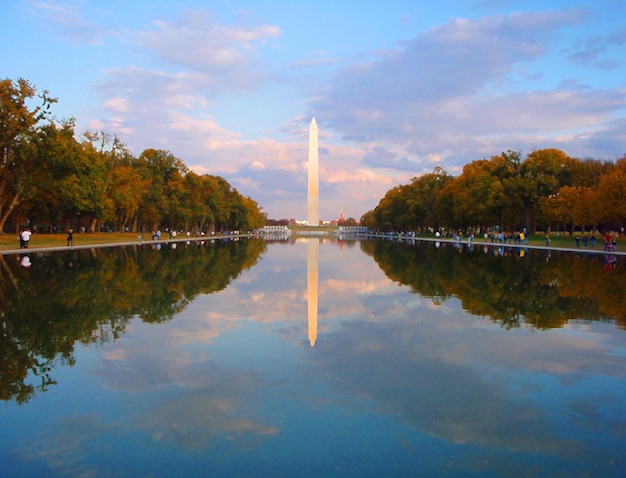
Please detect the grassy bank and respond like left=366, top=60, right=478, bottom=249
left=0, top=229, right=620, bottom=252
left=0, top=232, right=142, bottom=251
left=510, top=235, right=614, bottom=250
left=432, top=232, right=620, bottom=251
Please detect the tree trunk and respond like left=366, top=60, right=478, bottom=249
left=0, top=184, right=24, bottom=233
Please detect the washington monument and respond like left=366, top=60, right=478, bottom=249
left=307, top=117, right=319, bottom=226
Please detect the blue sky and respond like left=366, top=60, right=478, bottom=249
left=2, top=0, right=625, bottom=221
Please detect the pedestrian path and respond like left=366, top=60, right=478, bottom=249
left=3, top=233, right=625, bottom=257
left=361, top=233, right=626, bottom=256
left=0, top=234, right=246, bottom=256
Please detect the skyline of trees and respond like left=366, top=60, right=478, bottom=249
left=361, top=149, right=625, bottom=234
left=4, top=77, right=626, bottom=235
left=1, top=78, right=266, bottom=234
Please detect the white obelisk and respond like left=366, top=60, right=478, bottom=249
left=307, top=117, right=319, bottom=226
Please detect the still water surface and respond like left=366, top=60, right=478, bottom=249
left=1, top=237, right=625, bottom=477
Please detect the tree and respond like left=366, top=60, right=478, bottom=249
left=210, top=176, right=236, bottom=232
left=417, top=166, right=452, bottom=228
left=79, top=131, right=131, bottom=232
left=597, top=157, right=626, bottom=228
left=360, top=210, right=376, bottom=229
left=109, top=162, right=148, bottom=232
left=180, top=172, right=213, bottom=232
left=575, top=187, right=601, bottom=231
left=0, top=78, right=57, bottom=232
left=240, top=194, right=266, bottom=230
left=491, top=150, right=528, bottom=228
left=570, top=157, right=612, bottom=188
left=520, top=149, right=572, bottom=231
left=366, top=167, right=452, bottom=232
left=19, top=119, right=83, bottom=231
left=135, top=149, right=188, bottom=232
left=449, top=159, right=505, bottom=228
left=372, top=185, right=407, bottom=231
left=543, top=186, right=578, bottom=232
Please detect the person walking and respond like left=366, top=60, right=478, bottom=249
left=66, top=228, right=74, bottom=246
left=20, top=228, right=31, bottom=248
left=604, top=231, right=613, bottom=251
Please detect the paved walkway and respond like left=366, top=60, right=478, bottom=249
left=361, top=233, right=626, bottom=256
left=0, top=235, right=243, bottom=256
left=3, top=234, right=625, bottom=257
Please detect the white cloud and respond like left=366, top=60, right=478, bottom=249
left=103, top=97, right=129, bottom=113
left=24, top=0, right=109, bottom=45
left=136, top=11, right=281, bottom=90
left=311, top=9, right=626, bottom=172
left=74, top=5, right=625, bottom=220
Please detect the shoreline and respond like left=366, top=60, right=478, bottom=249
left=3, top=232, right=625, bottom=257
left=0, top=234, right=246, bottom=256
left=375, top=234, right=626, bottom=256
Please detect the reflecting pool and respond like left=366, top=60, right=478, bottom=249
left=1, top=238, right=626, bottom=477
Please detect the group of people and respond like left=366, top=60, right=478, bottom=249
left=573, top=231, right=617, bottom=251
left=151, top=229, right=180, bottom=240
left=574, top=233, right=597, bottom=248
left=18, top=227, right=75, bottom=247
left=482, top=230, right=528, bottom=245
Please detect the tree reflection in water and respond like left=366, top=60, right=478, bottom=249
left=2, top=237, right=624, bottom=406
left=361, top=239, right=626, bottom=330
left=0, top=239, right=265, bottom=404
left=1, top=237, right=626, bottom=477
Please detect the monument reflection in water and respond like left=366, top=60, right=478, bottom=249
left=1, top=237, right=626, bottom=477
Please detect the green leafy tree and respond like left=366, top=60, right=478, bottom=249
left=180, top=171, right=213, bottom=232
left=17, top=119, right=84, bottom=231
left=211, top=176, right=236, bottom=232
left=110, top=161, right=148, bottom=232
left=136, top=149, right=188, bottom=232
left=414, top=166, right=452, bottom=228
left=491, top=150, right=527, bottom=228
left=0, top=78, right=57, bottom=232
left=79, top=131, right=131, bottom=232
